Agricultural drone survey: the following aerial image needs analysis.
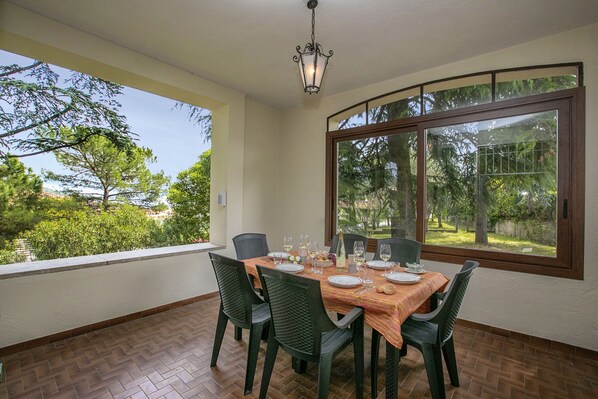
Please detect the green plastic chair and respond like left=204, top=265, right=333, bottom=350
left=371, top=260, right=478, bottom=399
left=369, top=237, right=422, bottom=395
left=232, top=232, right=270, bottom=298
left=372, top=237, right=421, bottom=265
left=257, top=265, right=364, bottom=399
left=209, top=253, right=271, bottom=395
left=233, top=233, right=271, bottom=260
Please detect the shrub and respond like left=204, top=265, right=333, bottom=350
left=25, top=205, right=161, bottom=260
left=0, top=241, right=27, bottom=265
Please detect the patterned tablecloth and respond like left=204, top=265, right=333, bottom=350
left=243, top=256, right=449, bottom=349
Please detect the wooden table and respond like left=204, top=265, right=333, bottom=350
left=243, top=256, right=449, bottom=399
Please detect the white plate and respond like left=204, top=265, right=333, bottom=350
left=366, top=260, right=394, bottom=270
left=268, top=252, right=291, bottom=259
left=404, top=268, right=427, bottom=274
left=275, top=263, right=304, bottom=274
left=386, top=272, right=421, bottom=285
left=327, top=275, right=363, bottom=288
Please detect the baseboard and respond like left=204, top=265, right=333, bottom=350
left=455, top=318, right=598, bottom=361
left=0, top=291, right=219, bottom=357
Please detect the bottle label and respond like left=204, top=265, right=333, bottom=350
left=336, top=257, right=346, bottom=271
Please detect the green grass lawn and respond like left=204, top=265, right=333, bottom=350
left=370, top=219, right=556, bottom=257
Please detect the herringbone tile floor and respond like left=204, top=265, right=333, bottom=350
left=1, top=296, right=596, bottom=399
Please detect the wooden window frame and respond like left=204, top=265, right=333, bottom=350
left=326, top=87, right=585, bottom=279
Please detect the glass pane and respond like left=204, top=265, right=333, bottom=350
left=424, top=75, right=492, bottom=114
left=496, top=66, right=578, bottom=101
left=368, top=88, right=421, bottom=124
left=425, top=111, right=558, bottom=257
left=336, top=131, right=417, bottom=239
left=328, top=104, right=366, bottom=131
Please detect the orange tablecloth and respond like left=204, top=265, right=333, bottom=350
left=243, top=256, right=449, bottom=348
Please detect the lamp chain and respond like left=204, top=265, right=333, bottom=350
left=311, top=8, right=316, bottom=45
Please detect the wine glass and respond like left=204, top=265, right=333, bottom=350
left=308, top=241, right=319, bottom=273
left=299, top=234, right=309, bottom=249
left=353, top=241, right=370, bottom=284
left=283, top=236, right=293, bottom=254
left=353, top=241, right=364, bottom=269
left=380, top=243, right=392, bottom=276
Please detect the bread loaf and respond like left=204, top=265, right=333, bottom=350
left=376, top=283, right=396, bottom=295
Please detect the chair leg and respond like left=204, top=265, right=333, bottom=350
left=370, top=329, right=381, bottom=399
left=259, top=328, right=279, bottom=399
left=261, top=323, right=269, bottom=340
left=353, top=315, right=364, bottom=399
left=211, top=305, right=228, bottom=367
left=235, top=326, right=242, bottom=340
left=317, top=353, right=333, bottom=399
left=385, top=341, right=401, bottom=399
left=421, top=344, right=445, bottom=399
left=400, top=343, right=408, bottom=357
left=244, top=322, right=265, bottom=394
left=442, top=336, right=460, bottom=387
left=292, top=357, right=307, bottom=374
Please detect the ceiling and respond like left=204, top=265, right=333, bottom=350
left=9, top=0, right=598, bottom=109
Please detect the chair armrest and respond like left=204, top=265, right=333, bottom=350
left=409, top=300, right=446, bottom=323
left=334, top=307, right=364, bottom=329
left=433, top=292, right=446, bottom=301
left=430, top=291, right=446, bottom=311
left=409, top=312, right=436, bottom=322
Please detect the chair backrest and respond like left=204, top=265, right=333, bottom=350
left=257, top=265, right=337, bottom=357
left=329, top=233, right=369, bottom=257
left=209, top=253, right=264, bottom=328
left=232, top=233, right=270, bottom=260
left=432, top=260, right=478, bottom=343
left=373, top=237, right=421, bottom=265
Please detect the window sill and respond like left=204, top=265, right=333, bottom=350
left=0, top=243, right=224, bottom=280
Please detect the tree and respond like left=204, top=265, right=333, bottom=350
left=0, top=157, right=42, bottom=246
left=0, top=58, right=134, bottom=158
left=44, top=127, right=168, bottom=209
left=174, top=103, right=212, bottom=142
left=164, top=150, right=211, bottom=244
left=367, top=97, right=419, bottom=238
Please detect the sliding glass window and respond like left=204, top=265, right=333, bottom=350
left=326, top=64, right=584, bottom=279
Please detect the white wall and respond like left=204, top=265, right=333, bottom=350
left=242, top=100, right=281, bottom=246
left=279, top=23, right=598, bottom=351
left=0, top=252, right=217, bottom=347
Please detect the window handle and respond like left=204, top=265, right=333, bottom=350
left=563, top=199, right=568, bottom=219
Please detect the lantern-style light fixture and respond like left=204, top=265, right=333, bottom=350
left=293, top=0, right=333, bottom=94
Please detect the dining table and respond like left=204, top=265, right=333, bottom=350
left=242, top=255, right=450, bottom=399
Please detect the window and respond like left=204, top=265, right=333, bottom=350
left=326, top=64, right=584, bottom=279
left=0, top=49, right=212, bottom=265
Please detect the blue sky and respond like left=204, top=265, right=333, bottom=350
left=1, top=49, right=211, bottom=189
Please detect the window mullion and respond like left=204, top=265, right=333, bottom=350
left=416, top=125, right=426, bottom=243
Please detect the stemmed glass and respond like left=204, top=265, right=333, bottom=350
left=353, top=241, right=364, bottom=269
left=300, top=234, right=310, bottom=249
left=353, top=241, right=371, bottom=285
left=308, top=241, right=319, bottom=273
left=380, top=243, right=392, bottom=276
left=283, top=236, right=293, bottom=253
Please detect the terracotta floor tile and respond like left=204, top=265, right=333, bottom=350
left=1, top=297, right=596, bottom=399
